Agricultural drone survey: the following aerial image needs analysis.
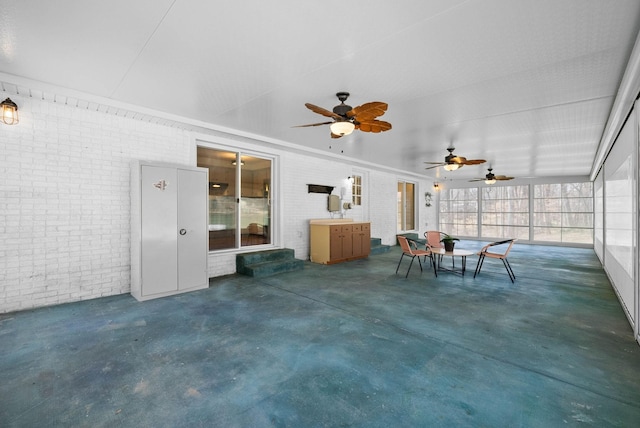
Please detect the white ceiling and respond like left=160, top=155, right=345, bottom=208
left=1, top=0, right=640, bottom=181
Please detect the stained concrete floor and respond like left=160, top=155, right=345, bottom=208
left=2, top=242, right=640, bottom=427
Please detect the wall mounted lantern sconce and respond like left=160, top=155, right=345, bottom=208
left=433, top=182, right=440, bottom=191
left=347, top=176, right=355, bottom=184
left=231, top=160, right=245, bottom=166
left=1, top=98, right=19, bottom=125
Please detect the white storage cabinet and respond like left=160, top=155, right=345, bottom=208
left=131, top=161, right=209, bottom=301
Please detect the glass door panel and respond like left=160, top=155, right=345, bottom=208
left=240, top=155, right=271, bottom=247
left=198, top=148, right=237, bottom=250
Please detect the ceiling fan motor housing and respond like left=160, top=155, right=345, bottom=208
left=333, top=92, right=353, bottom=118
left=445, top=148, right=456, bottom=163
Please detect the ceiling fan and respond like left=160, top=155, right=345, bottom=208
left=293, top=92, right=392, bottom=138
left=469, top=167, right=514, bottom=184
left=424, top=147, right=486, bottom=171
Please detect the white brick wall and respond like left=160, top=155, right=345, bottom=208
left=277, top=152, right=437, bottom=256
left=1, top=96, right=191, bottom=313
left=280, top=151, right=347, bottom=260
left=1, top=94, right=437, bottom=313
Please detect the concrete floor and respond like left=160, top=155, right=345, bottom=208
left=2, top=242, right=640, bottom=427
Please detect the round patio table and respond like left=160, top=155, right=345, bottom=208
left=431, top=248, right=475, bottom=275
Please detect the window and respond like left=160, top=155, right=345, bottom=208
left=397, top=181, right=415, bottom=231
left=197, top=147, right=272, bottom=251
left=439, top=188, right=478, bottom=236
left=439, top=181, right=593, bottom=244
left=533, top=183, right=593, bottom=244
left=482, top=185, right=529, bottom=240
left=351, top=175, right=362, bottom=206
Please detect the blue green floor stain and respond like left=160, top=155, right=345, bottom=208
left=1, top=242, right=640, bottom=427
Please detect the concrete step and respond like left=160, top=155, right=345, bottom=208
left=236, top=248, right=304, bottom=278
left=236, top=248, right=295, bottom=267
left=370, top=237, right=391, bottom=255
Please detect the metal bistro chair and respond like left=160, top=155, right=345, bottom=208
left=396, top=236, right=437, bottom=278
left=424, top=230, right=445, bottom=263
left=473, top=239, right=517, bottom=283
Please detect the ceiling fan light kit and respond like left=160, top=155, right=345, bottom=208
left=330, top=121, right=355, bottom=136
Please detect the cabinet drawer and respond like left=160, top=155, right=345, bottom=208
left=341, top=225, right=353, bottom=233
left=352, top=224, right=362, bottom=232
left=330, top=225, right=342, bottom=234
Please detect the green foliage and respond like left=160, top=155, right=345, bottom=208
left=440, top=233, right=459, bottom=243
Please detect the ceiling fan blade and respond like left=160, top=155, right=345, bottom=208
left=331, top=132, right=343, bottom=139
left=468, top=178, right=485, bottom=182
left=461, top=158, right=487, bottom=165
left=347, top=102, right=388, bottom=119
left=292, top=121, right=334, bottom=128
left=451, top=156, right=467, bottom=164
left=495, top=175, right=514, bottom=180
left=356, top=119, right=392, bottom=133
left=305, top=103, right=342, bottom=120
left=424, top=163, right=445, bottom=170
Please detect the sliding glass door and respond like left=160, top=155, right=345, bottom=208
left=197, top=147, right=272, bottom=251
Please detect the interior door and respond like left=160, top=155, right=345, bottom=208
left=177, top=168, right=208, bottom=290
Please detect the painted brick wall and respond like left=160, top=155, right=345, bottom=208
left=1, top=94, right=436, bottom=313
left=277, top=152, right=437, bottom=256
left=280, top=151, right=349, bottom=260
left=1, top=96, right=191, bottom=313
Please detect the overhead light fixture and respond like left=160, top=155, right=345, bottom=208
left=330, top=121, right=355, bottom=136
left=209, top=182, right=229, bottom=193
left=485, top=178, right=497, bottom=185
left=1, top=98, right=19, bottom=125
left=443, top=163, right=459, bottom=172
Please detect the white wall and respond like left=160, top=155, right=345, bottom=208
left=0, top=95, right=192, bottom=312
left=1, top=94, right=434, bottom=313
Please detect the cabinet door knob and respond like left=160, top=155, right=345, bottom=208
left=179, top=229, right=187, bottom=235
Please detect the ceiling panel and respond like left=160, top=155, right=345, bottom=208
left=1, top=0, right=639, bottom=180
left=0, top=0, right=175, bottom=96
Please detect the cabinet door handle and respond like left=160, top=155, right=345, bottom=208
left=179, top=229, right=187, bottom=235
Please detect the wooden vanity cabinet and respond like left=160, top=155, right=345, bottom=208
left=310, top=220, right=371, bottom=264
left=352, top=223, right=371, bottom=257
